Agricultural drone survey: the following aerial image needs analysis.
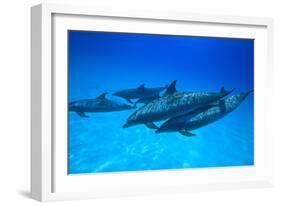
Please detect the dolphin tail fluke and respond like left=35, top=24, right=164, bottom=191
left=179, top=129, right=196, bottom=137
left=77, top=112, right=89, bottom=118
left=145, top=122, right=159, bottom=130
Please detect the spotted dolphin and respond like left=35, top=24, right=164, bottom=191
left=155, top=90, right=253, bottom=136
left=69, top=92, right=136, bottom=117
left=123, top=80, right=233, bottom=129
left=112, top=84, right=167, bottom=103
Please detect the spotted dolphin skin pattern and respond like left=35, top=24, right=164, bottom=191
left=69, top=92, right=136, bottom=117
left=123, top=80, right=233, bottom=129
left=155, top=90, right=253, bottom=136
left=112, top=84, right=167, bottom=103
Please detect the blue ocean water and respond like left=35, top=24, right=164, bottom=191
left=68, top=31, right=254, bottom=174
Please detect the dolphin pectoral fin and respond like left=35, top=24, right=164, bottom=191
left=145, top=122, right=159, bottom=130
left=179, top=129, right=196, bottom=137
left=76, top=112, right=89, bottom=118
left=126, top=98, right=133, bottom=104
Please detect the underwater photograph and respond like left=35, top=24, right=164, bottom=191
left=68, top=30, right=254, bottom=175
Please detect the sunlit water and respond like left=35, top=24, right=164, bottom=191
left=68, top=31, right=254, bottom=174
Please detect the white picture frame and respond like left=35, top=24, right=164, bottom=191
left=31, top=3, right=274, bottom=202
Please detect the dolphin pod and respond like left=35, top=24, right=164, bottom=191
left=155, top=90, right=253, bottom=136
left=69, top=92, right=136, bottom=117
left=68, top=80, right=252, bottom=137
left=123, top=80, right=233, bottom=129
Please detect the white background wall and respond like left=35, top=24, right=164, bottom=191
left=0, top=0, right=280, bottom=205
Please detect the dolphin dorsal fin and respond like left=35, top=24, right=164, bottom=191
left=163, top=80, right=177, bottom=96
left=137, top=83, right=145, bottom=91
left=220, top=87, right=226, bottom=94
left=96, top=92, right=108, bottom=100
left=220, top=87, right=234, bottom=97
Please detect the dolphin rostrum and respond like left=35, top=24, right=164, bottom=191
left=155, top=90, right=253, bottom=136
left=123, top=80, right=233, bottom=129
left=112, top=83, right=167, bottom=103
left=69, top=92, right=136, bottom=117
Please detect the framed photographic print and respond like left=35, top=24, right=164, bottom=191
left=31, top=3, right=274, bottom=201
